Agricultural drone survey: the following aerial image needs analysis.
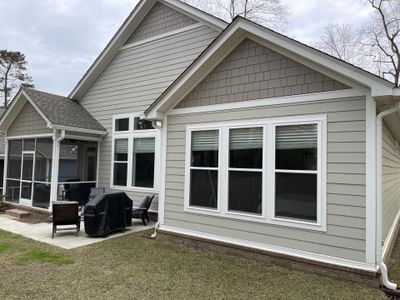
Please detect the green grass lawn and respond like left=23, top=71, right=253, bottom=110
left=0, top=229, right=386, bottom=300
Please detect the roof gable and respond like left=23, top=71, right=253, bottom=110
left=24, top=89, right=106, bottom=132
left=125, top=2, right=198, bottom=45
left=0, top=88, right=106, bottom=134
left=8, top=101, right=52, bottom=136
left=145, top=17, right=396, bottom=119
left=69, top=0, right=227, bottom=100
left=176, top=38, right=350, bottom=109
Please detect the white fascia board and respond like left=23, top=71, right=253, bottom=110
left=161, top=0, right=227, bottom=31
left=69, top=0, right=156, bottom=100
left=146, top=19, right=395, bottom=119
left=51, top=125, right=107, bottom=136
left=0, top=89, right=52, bottom=131
left=145, top=22, right=244, bottom=119
left=0, top=89, right=24, bottom=131
left=239, top=21, right=394, bottom=97
left=21, top=90, right=52, bottom=127
left=69, top=0, right=226, bottom=100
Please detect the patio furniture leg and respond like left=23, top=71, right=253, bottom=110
left=52, top=226, right=56, bottom=239
left=141, top=215, right=147, bottom=226
left=76, top=221, right=80, bottom=236
left=144, top=211, right=150, bottom=223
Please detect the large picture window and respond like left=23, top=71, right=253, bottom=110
left=185, top=116, right=325, bottom=231
left=112, top=115, right=159, bottom=191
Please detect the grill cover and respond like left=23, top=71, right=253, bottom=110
left=84, top=192, right=132, bottom=237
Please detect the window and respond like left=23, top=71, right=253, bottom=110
left=132, top=138, right=155, bottom=188
left=274, top=124, right=318, bottom=222
left=115, top=118, right=129, bottom=132
left=113, top=139, right=128, bottom=186
left=185, top=116, right=326, bottom=231
left=112, top=114, right=159, bottom=191
left=189, top=130, right=219, bottom=209
left=134, top=117, right=154, bottom=130
left=228, top=127, right=263, bottom=215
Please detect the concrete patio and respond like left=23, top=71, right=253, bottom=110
left=0, top=214, right=154, bottom=249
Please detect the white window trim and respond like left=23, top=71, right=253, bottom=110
left=183, top=114, right=327, bottom=232
left=184, top=127, right=222, bottom=213
left=111, top=114, right=161, bottom=193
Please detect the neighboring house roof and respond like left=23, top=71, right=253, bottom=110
left=145, top=17, right=398, bottom=119
left=68, top=0, right=228, bottom=100
left=0, top=88, right=106, bottom=134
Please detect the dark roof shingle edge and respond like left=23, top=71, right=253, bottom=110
left=23, top=88, right=106, bottom=133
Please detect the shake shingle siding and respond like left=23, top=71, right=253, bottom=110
left=80, top=24, right=220, bottom=207
left=176, top=39, right=350, bottom=108
left=125, top=2, right=198, bottom=45
left=382, top=124, right=400, bottom=242
left=165, top=96, right=367, bottom=262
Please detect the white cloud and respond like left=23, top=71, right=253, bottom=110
left=0, top=0, right=373, bottom=96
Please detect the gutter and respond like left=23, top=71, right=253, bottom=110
left=376, top=101, right=400, bottom=290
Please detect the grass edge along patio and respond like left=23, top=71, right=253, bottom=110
left=0, top=0, right=400, bottom=291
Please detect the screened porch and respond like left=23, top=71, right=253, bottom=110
left=5, top=136, right=99, bottom=210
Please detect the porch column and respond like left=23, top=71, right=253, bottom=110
left=2, top=137, right=8, bottom=196
left=49, top=130, right=65, bottom=207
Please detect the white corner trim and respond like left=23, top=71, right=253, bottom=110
left=382, top=207, right=400, bottom=260
left=120, top=23, right=203, bottom=51
left=365, top=94, right=377, bottom=265
left=2, top=137, right=8, bottom=197
left=168, top=89, right=366, bottom=116
left=158, top=114, right=168, bottom=226
left=159, top=225, right=378, bottom=272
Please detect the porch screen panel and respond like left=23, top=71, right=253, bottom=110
left=7, top=140, right=22, bottom=179
left=6, top=140, right=22, bottom=203
left=33, top=138, right=53, bottom=209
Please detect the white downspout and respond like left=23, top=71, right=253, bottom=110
left=376, top=101, right=400, bottom=290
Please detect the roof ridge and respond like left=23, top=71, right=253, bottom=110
left=23, top=87, right=69, bottom=99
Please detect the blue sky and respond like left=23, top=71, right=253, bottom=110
left=0, top=0, right=372, bottom=96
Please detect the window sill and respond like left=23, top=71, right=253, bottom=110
left=110, top=185, right=158, bottom=194
left=184, top=206, right=326, bottom=232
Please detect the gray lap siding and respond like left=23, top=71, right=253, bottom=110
left=79, top=25, right=220, bottom=209
left=164, top=96, right=367, bottom=262
left=382, top=124, right=400, bottom=242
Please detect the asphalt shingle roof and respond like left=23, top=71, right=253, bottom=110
left=23, top=88, right=106, bottom=132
